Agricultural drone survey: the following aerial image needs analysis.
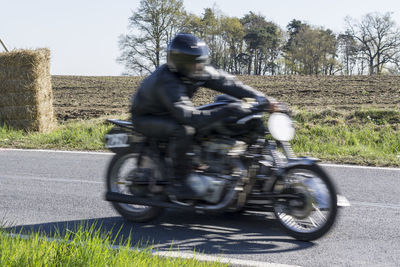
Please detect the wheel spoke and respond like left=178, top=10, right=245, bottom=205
left=313, top=203, right=327, bottom=221
left=280, top=213, right=298, bottom=228
left=308, top=216, right=318, bottom=228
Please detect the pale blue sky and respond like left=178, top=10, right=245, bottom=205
left=1, top=0, right=399, bottom=75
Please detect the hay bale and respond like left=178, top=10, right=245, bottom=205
left=0, top=48, right=56, bottom=132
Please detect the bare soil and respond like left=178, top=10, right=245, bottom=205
left=52, top=75, right=400, bottom=121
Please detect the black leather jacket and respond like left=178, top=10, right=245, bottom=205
left=131, top=64, right=266, bottom=129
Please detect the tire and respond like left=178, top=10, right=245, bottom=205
left=106, top=152, right=164, bottom=222
left=273, top=164, right=338, bottom=241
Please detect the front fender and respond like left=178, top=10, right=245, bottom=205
left=272, top=157, right=321, bottom=178
left=258, top=156, right=320, bottom=175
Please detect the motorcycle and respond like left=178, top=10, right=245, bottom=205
left=104, top=96, right=342, bottom=241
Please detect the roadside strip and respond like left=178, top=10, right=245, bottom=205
left=3, top=233, right=300, bottom=267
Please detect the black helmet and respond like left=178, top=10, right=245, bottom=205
left=167, top=33, right=209, bottom=78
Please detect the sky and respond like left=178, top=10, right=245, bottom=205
left=1, top=0, right=400, bottom=76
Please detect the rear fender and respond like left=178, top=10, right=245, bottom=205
left=105, top=125, right=145, bottom=154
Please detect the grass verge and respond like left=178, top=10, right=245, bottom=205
left=0, top=223, right=225, bottom=267
left=291, top=108, right=400, bottom=166
left=0, top=117, right=114, bottom=151
left=0, top=108, right=399, bottom=167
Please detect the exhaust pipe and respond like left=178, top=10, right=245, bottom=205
left=106, top=185, right=240, bottom=212
left=105, top=192, right=192, bottom=210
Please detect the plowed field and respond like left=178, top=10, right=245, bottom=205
left=52, top=75, right=400, bottom=121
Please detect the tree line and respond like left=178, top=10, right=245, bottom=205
left=118, top=0, right=400, bottom=76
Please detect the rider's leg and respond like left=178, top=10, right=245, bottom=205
left=168, top=125, right=195, bottom=182
left=132, top=116, right=198, bottom=198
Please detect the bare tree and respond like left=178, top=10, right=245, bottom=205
left=337, top=34, right=359, bottom=75
left=345, top=12, right=400, bottom=75
left=117, top=0, right=185, bottom=75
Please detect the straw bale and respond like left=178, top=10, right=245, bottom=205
left=2, top=119, right=40, bottom=131
left=0, top=48, right=56, bottom=132
left=0, top=92, right=37, bottom=107
left=0, top=105, right=39, bottom=120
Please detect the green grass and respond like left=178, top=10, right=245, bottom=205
left=293, top=124, right=400, bottom=166
left=1, top=108, right=399, bottom=166
left=0, top=223, right=224, bottom=267
left=291, top=108, right=400, bottom=166
left=0, top=117, right=113, bottom=151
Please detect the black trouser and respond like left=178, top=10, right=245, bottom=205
left=132, top=116, right=195, bottom=181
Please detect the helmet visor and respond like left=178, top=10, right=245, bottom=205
left=169, top=52, right=209, bottom=78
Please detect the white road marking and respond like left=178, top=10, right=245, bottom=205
left=320, top=163, right=400, bottom=172
left=337, top=195, right=351, bottom=207
left=1, top=174, right=102, bottom=185
left=351, top=201, right=400, bottom=210
left=0, top=148, right=112, bottom=156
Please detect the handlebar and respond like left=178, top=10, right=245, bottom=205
left=223, top=102, right=289, bottom=124
left=248, top=102, right=288, bottom=114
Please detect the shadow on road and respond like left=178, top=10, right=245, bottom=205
left=6, top=210, right=314, bottom=254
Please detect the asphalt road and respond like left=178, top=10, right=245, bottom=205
left=0, top=149, right=399, bottom=266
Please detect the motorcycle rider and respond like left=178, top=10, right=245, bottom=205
left=130, top=33, right=278, bottom=199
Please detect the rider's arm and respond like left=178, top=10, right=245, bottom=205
left=202, top=66, right=280, bottom=111
left=202, top=66, right=265, bottom=99
left=157, top=79, right=235, bottom=129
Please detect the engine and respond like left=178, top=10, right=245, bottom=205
left=187, top=173, right=225, bottom=203
left=188, top=137, right=247, bottom=203
left=193, top=137, right=246, bottom=173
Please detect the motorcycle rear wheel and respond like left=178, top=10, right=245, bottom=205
left=273, top=164, right=338, bottom=241
left=106, top=152, right=164, bottom=222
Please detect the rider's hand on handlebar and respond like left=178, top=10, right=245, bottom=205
left=266, top=97, right=287, bottom=113
left=255, top=96, right=283, bottom=112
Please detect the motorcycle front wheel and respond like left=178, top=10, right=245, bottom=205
left=273, top=164, right=338, bottom=241
left=106, top=152, right=164, bottom=222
